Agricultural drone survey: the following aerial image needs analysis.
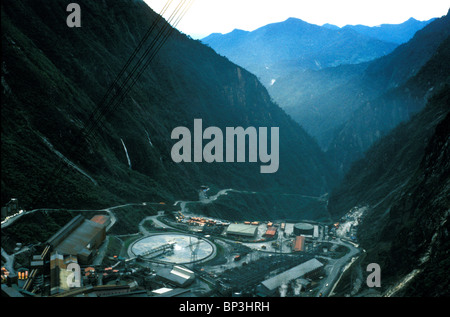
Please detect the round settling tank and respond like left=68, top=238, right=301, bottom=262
left=129, top=233, right=215, bottom=264
left=293, top=223, right=314, bottom=236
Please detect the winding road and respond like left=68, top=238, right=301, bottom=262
left=316, top=238, right=361, bottom=297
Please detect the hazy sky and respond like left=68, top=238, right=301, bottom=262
left=144, top=0, right=449, bottom=39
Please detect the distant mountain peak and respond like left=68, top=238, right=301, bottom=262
left=230, top=28, right=248, bottom=34
left=282, top=17, right=311, bottom=25
left=285, top=17, right=303, bottom=22
left=322, top=23, right=340, bottom=30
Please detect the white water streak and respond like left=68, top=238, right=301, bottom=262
left=121, top=138, right=132, bottom=169
left=145, top=130, right=154, bottom=147
left=41, top=137, right=98, bottom=186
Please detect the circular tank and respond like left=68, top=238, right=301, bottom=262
left=293, top=223, right=314, bottom=236
left=129, top=233, right=215, bottom=264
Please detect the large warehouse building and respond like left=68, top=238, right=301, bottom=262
left=46, top=215, right=107, bottom=264
left=256, top=258, right=324, bottom=296
left=293, top=236, right=305, bottom=252
left=226, top=223, right=258, bottom=238
left=155, top=265, right=195, bottom=288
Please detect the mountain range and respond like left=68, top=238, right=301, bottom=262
left=1, top=0, right=449, bottom=296
left=266, top=13, right=449, bottom=174
left=202, top=16, right=442, bottom=173
left=202, top=17, right=434, bottom=88
left=324, top=17, right=435, bottom=44
left=203, top=10, right=450, bottom=296
left=202, top=17, right=399, bottom=87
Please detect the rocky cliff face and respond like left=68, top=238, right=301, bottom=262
left=328, top=86, right=449, bottom=296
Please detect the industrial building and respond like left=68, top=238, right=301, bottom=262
left=155, top=265, right=195, bottom=288
left=46, top=215, right=107, bottom=264
left=256, top=258, right=324, bottom=296
left=264, top=226, right=277, bottom=238
left=226, top=223, right=258, bottom=238
left=90, top=214, right=111, bottom=228
left=293, top=236, right=305, bottom=252
left=293, top=223, right=314, bottom=236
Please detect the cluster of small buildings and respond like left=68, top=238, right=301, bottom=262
left=225, top=221, right=280, bottom=240
left=2, top=214, right=111, bottom=296
left=224, top=220, right=321, bottom=253
left=2, top=203, right=346, bottom=298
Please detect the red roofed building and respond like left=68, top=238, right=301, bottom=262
left=264, top=227, right=277, bottom=238
left=293, top=236, right=305, bottom=252
left=91, top=215, right=111, bottom=227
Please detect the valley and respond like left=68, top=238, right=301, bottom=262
left=1, top=0, right=449, bottom=299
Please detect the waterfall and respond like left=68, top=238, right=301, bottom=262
left=121, top=138, right=132, bottom=169
left=145, top=130, right=154, bottom=147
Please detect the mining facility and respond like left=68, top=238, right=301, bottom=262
left=2, top=202, right=358, bottom=298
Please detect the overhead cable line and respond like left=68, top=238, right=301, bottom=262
left=33, top=0, right=194, bottom=207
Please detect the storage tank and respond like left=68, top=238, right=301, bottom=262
left=293, top=223, right=314, bottom=236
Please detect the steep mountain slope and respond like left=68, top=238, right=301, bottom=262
left=268, top=62, right=370, bottom=148
left=1, top=0, right=337, bottom=221
left=328, top=86, right=449, bottom=296
left=269, top=12, right=448, bottom=154
left=326, top=16, right=450, bottom=294
left=202, top=17, right=397, bottom=87
left=328, top=85, right=449, bottom=217
left=327, top=17, right=450, bottom=174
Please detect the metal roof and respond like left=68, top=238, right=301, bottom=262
left=293, top=236, right=305, bottom=251
left=156, top=265, right=195, bottom=287
left=90, top=215, right=110, bottom=225
left=294, top=223, right=314, bottom=230
left=54, top=219, right=104, bottom=256
left=226, top=223, right=258, bottom=236
left=264, top=227, right=277, bottom=236
left=261, top=258, right=324, bottom=291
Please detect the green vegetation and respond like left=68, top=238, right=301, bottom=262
left=1, top=210, right=73, bottom=253
left=2, top=0, right=337, bottom=223
left=329, top=85, right=450, bottom=218
left=187, top=191, right=330, bottom=222
left=102, top=236, right=123, bottom=266
left=326, top=14, right=450, bottom=173
left=121, top=234, right=142, bottom=258
left=108, top=205, right=159, bottom=235
left=328, top=86, right=449, bottom=296
left=141, top=220, right=154, bottom=231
